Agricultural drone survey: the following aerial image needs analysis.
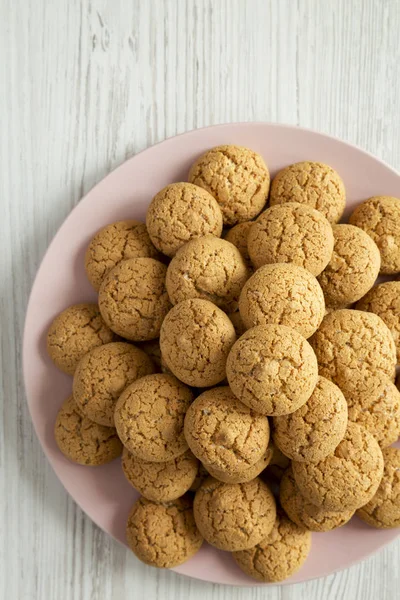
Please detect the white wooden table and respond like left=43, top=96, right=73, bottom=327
left=2, top=1, right=400, bottom=598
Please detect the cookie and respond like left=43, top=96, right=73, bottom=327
left=349, top=196, right=400, bottom=274
left=280, top=467, right=354, bottom=532
left=356, top=281, right=400, bottom=362
left=47, top=303, right=117, bottom=375
left=272, top=376, right=348, bottom=462
left=160, top=298, right=236, bottom=387
left=73, top=342, right=155, bottom=426
left=114, top=373, right=192, bottom=462
left=98, top=257, right=171, bottom=341
left=224, top=222, right=253, bottom=269
left=317, top=224, right=380, bottom=307
left=232, top=512, right=311, bottom=583
left=357, top=447, right=400, bottom=528
left=146, top=182, right=223, bottom=257
left=85, top=220, right=159, bottom=291
left=189, top=463, right=210, bottom=492
left=226, top=324, right=318, bottom=416
left=54, top=395, right=122, bottom=465
left=248, top=202, right=334, bottom=275
left=193, top=477, right=276, bottom=551
left=292, top=422, right=384, bottom=511
left=264, top=441, right=291, bottom=482
left=269, top=161, right=346, bottom=223
left=126, top=495, right=203, bottom=568
left=239, top=263, right=325, bottom=339
left=137, top=339, right=162, bottom=371
left=188, top=145, right=270, bottom=225
left=184, top=386, right=270, bottom=474
left=166, top=235, right=249, bottom=311
left=205, top=445, right=273, bottom=484
left=310, top=309, right=397, bottom=386
left=227, top=309, right=247, bottom=337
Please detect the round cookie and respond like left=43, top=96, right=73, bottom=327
left=54, top=395, right=122, bottom=465
left=73, top=342, right=155, bottom=426
left=188, top=145, right=270, bottom=225
left=193, top=477, right=276, bottom=551
left=146, top=182, right=223, bottom=257
left=356, top=281, right=400, bottom=363
left=224, top=222, right=253, bottom=269
left=227, top=309, right=247, bottom=337
left=357, top=447, right=400, bottom=528
left=264, top=442, right=291, bottom=482
left=47, top=303, right=117, bottom=375
left=349, top=195, right=400, bottom=274
left=160, top=298, right=236, bottom=387
left=310, top=309, right=397, bottom=386
left=205, top=446, right=273, bottom=484
left=85, top=220, right=159, bottom=291
left=166, top=235, right=249, bottom=311
left=138, top=339, right=162, bottom=371
left=292, top=422, right=384, bottom=511
left=226, top=324, right=318, bottom=416
left=239, top=263, right=325, bottom=339
left=269, top=161, right=346, bottom=223
left=248, top=202, right=334, bottom=275
left=98, top=257, right=171, bottom=341
left=317, top=224, right=381, bottom=307
left=184, top=387, right=270, bottom=474
left=272, top=376, right=348, bottom=462
left=114, top=373, right=192, bottom=462
left=126, top=495, right=203, bottom=568
left=232, top=512, right=311, bottom=583
left=189, top=463, right=210, bottom=492
left=280, top=467, right=354, bottom=532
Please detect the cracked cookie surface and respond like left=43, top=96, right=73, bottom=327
left=204, top=445, right=273, bottom=484
left=224, top=222, right=253, bottom=270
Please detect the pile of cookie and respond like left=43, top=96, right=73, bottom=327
left=48, top=145, right=400, bottom=583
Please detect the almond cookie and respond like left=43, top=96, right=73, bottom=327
left=272, top=376, right=348, bottom=462
left=248, top=202, right=334, bottom=275
left=204, top=445, right=273, bottom=484
left=239, top=263, right=325, bottom=338
left=292, top=422, right=384, bottom=511
left=269, top=161, right=346, bottom=223
left=188, top=145, right=270, bottom=225
left=54, top=395, right=122, bottom=465
left=193, top=477, right=276, bottom=551
left=349, top=196, right=400, bottom=274
left=280, top=467, right=354, bottom=532
left=126, top=495, right=203, bottom=568
left=226, top=324, right=318, bottom=416
left=160, top=298, right=236, bottom=387
left=114, top=374, right=192, bottom=462
left=357, top=447, right=400, bottom=528
left=310, top=309, right=397, bottom=386
left=232, top=512, right=311, bottom=583
left=166, top=235, right=249, bottom=311
left=184, top=387, right=270, bottom=474
left=98, top=257, right=171, bottom=341
left=47, top=303, right=117, bottom=375
left=224, top=222, right=253, bottom=269
left=85, top=220, right=159, bottom=291
left=356, top=281, right=400, bottom=362
left=146, top=182, right=223, bottom=257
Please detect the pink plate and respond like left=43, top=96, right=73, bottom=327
left=23, top=123, right=400, bottom=585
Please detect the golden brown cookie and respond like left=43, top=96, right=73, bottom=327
left=98, top=258, right=171, bottom=341
left=85, top=220, right=159, bottom=291
left=73, top=342, right=155, bottom=426
left=146, top=183, right=223, bottom=257
left=248, top=202, right=334, bottom=275
left=227, top=309, right=247, bottom=337
left=224, top=222, right=253, bottom=269
left=54, top=395, right=122, bottom=465
left=292, top=422, right=384, bottom=511
left=226, top=324, right=318, bottom=416
left=349, top=196, right=400, bottom=274
left=47, top=303, right=117, bottom=375
left=269, top=161, right=346, bottom=223
left=193, top=477, right=276, bottom=551
left=137, top=339, right=162, bottom=371
left=188, top=145, right=270, bottom=225
left=114, top=374, right=192, bottom=462
left=205, top=445, right=273, bottom=484
left=232, top=512, right=311, bottom=583
left=272, top=376, right=348, bottom=462
left=189, top=463, right=210, bottom=492
left=239, top=263, right=325, bottom=338
left=126, top=495, right=203, bottom=568
left=264, top=441, right=291, bottom=482
left=160, top=298, right=236, bottom=387
left=357, top=447, right=400, bottom=528
left=184, top=387, right=270, bottom=474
